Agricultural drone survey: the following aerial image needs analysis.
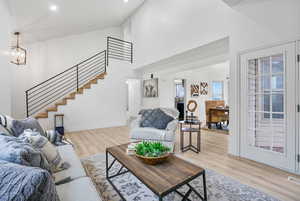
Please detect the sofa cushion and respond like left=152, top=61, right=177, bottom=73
left=56, top=177, right=102, bottom=201
left=54, top=145, right=86, bottom=182
left=11, top=117, right=45, bottom=137
left=20, top=129, right=70, bottom=173
left=140, top=108, right=174, bottom=129
left=130, top=127, right=174, bottom=142
left=0, top=133, right=51, bottom=172
left=0, top=160, right=59, bottom=201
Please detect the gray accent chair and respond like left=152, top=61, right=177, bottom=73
left=130, top=108, right=179, bottom=151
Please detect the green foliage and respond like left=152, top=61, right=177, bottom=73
left=135, top=141, right=170, bottom=157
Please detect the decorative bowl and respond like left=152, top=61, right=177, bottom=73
left=135, top=153, right=170, bottom=165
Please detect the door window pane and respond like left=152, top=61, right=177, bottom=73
left=272, top=54, right=284, bottom=73
left=260, top=76, right=270, bottom=91
left=272, top=94, right=284, bottom=113
left=260, top=57, right=270, bottom=74
left=272, top=75, right=283, bottom=90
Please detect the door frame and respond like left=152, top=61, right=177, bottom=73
left=239, top=42, right=297, bottom=172
left=297, top=40, right=300, bottom=173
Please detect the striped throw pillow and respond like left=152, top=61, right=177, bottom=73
left=0, top=115, right=14, bottom=135
left=20, top=130, right=70, bottom=173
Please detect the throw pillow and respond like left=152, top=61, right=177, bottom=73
left=0, top=114, right=14, bottom=135
left=0, top=133, right=51, bottom=172
left=11, top=117, right=46, bottom=137
left=0, top=160, right=60, bottom=201
left=140, top=109, right=156, bottom=128
left=45, top=130, right=64, bottom=145
left=140, top=109, right=174, bottom=129
left=20, top=129, right=70, bottom=173
left=151, top=108, right=174, bottom=129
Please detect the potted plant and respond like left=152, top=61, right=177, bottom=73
left=135, top=141, right=171, bottom=165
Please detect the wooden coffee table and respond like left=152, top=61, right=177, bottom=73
left=106, top=144, right=207, bottom=201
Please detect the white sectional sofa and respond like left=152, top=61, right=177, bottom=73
left=55, top=145, right=102, bottom=201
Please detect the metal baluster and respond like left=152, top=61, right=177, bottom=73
left=76, top=65, right=79, bottom=92
left=26, top=91, right=29, bottom=117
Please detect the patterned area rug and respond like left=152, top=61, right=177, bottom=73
left=81, top=154, right=280, bottom=201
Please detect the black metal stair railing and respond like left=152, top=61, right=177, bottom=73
left=107, top=36, right=133, bottom=65
left=25, top=50, right=107, bottom=117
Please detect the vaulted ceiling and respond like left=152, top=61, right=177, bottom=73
left=6, top=0, right=144, bottom=43
left=222, top=0, right=243, bottom=6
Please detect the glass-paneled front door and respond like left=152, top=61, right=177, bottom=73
left=240, top=42, right=297, bottom=171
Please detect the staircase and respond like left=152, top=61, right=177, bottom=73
left=25, top=37, right=133, bottom=119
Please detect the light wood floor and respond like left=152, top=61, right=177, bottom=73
left=66, top=126, right=300, bottom=201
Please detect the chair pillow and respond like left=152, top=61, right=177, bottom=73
left=20, top=129, right=70, bottom=173
left=140, top=109, right=174, bottom=129
left=0, top=133, right=51, bottom=172
left=140, top=109, right=156, bottom=128
left=11, top=117, right=45, bottom=137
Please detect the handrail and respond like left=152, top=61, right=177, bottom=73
left=25, top=50, right=107, bottom=117
left=107, top=36, right=132, bottom=45
left=107, top=36, right=133, bottom=66
left=26, top=50, right=106, bottom=92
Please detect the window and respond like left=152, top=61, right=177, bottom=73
left=212, top=81, right=224, bottom=100
left=175, top=84, right=185, bottom=98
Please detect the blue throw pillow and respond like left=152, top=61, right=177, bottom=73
left=0, top=133, right=51, bottom=172
left=140, top=109, right=156, bottom=128
left=0, top=160, right=60, bottom=201
left=11, top=117, right=45, bottom=137
left=140, top=109, right=174, bottom=129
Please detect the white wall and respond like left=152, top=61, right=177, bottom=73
left=123, top=0, right=300, bottom=156
left=0, top=0, right=13, bottom=116
left=12, top=27, right=122, bottom=119
left=123, top=0, right=231, bottom=68
left=142, top=62, right=230, bottom=123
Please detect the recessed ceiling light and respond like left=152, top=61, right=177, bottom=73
left=49, top=5, right=58, bottom=11
left=124, top=0, right=128, bottom=3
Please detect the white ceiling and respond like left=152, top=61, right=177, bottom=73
left=6, top=0, right=144, bottom=43
left=222, top=0, right=243, bottom=6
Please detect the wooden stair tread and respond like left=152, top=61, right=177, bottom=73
left=90, top=78, right=98, bottom=84
left=35, top=72, right=108, bottom=119
left=77, top=88, right=84, bottom=94
left=46, top=106, right=58, bottom=112
left=35, top=112, right=48, bottom=119
left=83, top=83, right=91, bottom=89
left=55, top=99, right=67, bottom=106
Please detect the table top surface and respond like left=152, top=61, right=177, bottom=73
left=106, top=143, right=204, bottom=196
left=179, top=120, right=201, bottom=125
left=180, top=127, right=201, bottom=132
left=209, top=107, right=229, bottom=111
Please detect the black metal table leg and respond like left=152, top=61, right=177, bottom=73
left=180, top=123, right=183, bottom=152
left=203, top=170, right=207, bottom=201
